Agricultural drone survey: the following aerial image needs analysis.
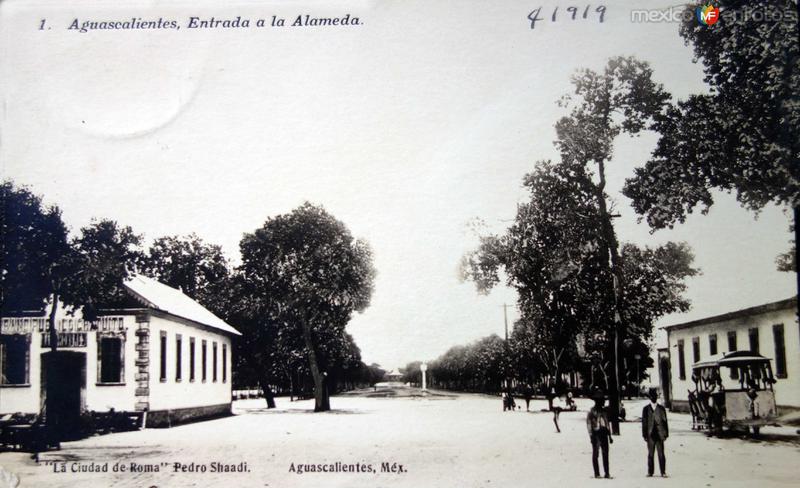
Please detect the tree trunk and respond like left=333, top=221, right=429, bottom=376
left=48, top=293, right=59, bottom=352
left=301, top=322, right=330, bottom=412
left=259, top=378, right=276, bottom=409
left=593, top=159, right=625, bottom=435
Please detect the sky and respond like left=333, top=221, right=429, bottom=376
left=1, top=0, right=796, bottom=370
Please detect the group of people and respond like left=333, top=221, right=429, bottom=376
left=501, top=385, right=671, bottom=479
left=586, top=389, right=669, bottom=479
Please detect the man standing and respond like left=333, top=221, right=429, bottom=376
left=642, top=389, right=669, bottom=477
left=586, top=393, right=613, bottom=479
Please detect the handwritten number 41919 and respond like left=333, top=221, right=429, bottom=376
left=528, top=5, right=606, bottom=30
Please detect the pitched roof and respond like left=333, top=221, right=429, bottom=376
left=124, top=275, right=241, bottom=336
left=663, top=296, right=797, bottom=332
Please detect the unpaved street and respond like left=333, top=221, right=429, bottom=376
left=1, top=388, right=798, bottom=487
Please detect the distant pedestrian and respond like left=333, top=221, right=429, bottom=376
left=642, top=389, right=668, bottom=478
left=547, top=385, right=556, bottom=411
left=502, top=391, right=516, bottom=411
left=586, top=393, right=613, bottom=479
left=551, top=394, right=563, bottom=433
left=566, top=390, right=576, bottom=411
left=523, top=384, right=533, bottom=411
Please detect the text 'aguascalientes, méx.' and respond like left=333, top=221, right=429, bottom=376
left=65, top=15, right=361, bottom=33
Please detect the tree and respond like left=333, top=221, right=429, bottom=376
left=1, top=181, right=72, bottom=350
left=144, top=233, right=231, bottom=317
left=553, top=56, right=671, bottom=430
left=364, top=363, right=387, bottom=388
left=508, top=319, right=545, bottom=386
left=2, top=183, right=146, bottom=355
left=64, top=219, right=145, bottom=321
left=401, top=361, right=423, bottom=387
left=226, top=272, right=293, bottom=408
left=462, top=54, right=696, bottom=430
left=239, top=203, right=376, bottom=411
left=622, top=1, right=799, bottom=313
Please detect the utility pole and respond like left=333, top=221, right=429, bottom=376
left=503, top=303, right=511, bottom=392
left=503, top=303, right=509, bottom=341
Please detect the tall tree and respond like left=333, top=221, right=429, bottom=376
left=461, top=55, right=696, bottom=428
left=0, top=182, right=70, bottom=312
left=239, top=203, right=376, bottom=411
left=1, top=181, right=72, bottom=350
left=622, top=1, right=799, bottom=313
left=553, top=56, right=671, bottom=430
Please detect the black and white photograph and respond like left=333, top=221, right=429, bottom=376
left=1, top=1, right=798, bottom=486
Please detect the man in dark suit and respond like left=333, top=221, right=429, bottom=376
left=642, top=389, right=669, bottom=477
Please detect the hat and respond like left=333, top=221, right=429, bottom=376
left=648, top=389, right=658, bottom=401
left=591, top=390, right=606, bottom=401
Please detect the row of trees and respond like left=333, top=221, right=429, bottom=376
left=2, top=183, right=378, bottom=411
left=402, top=327, right=653, bottom=395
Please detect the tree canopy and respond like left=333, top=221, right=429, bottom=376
left=238, top=202, right=376, bottom=411
left=1, top=181, right=70, bottom=313
left=622, top=1, right=799, bottom=272
left=65, top=219, right=144, bottom=320
left=144, top=233, right=231, bottom=317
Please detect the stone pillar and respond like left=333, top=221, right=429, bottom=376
left=134, top=313, right=151, bottom=412
left=421, top=363, right=428, bottom=391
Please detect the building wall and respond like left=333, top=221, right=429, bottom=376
left=86, top=319, right=138, bottom=412
left=147, top=315, right=233, bottom=412
left=666, top=306, right=800, bottom=409
left=1, top=314, right=138, bottom=414
left=0, top=329, right=42, bottom=414
left=2, top=313, right=234, bottom=417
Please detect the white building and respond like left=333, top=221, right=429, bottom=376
left=661, top=296, right=799, bottom=412
left=0, top=275, right=241, bottom=429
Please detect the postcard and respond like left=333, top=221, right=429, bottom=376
left=1, top=1, right=798, bottom=487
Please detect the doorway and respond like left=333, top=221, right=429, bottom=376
left=41, top=351, right=86, bottom=440
left=658, top=356, right=671, bottom=409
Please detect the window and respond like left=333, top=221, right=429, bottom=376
left=212, top=342, right=218, bottom=382
left=160, top=331, right=167, bottom=382
left=773, top=324, right=787, bottom=379
left=175, top=334, right=182, bottom=382
left=98, top=337, right=123, bottom=383
left=202, top=340, right=207, bottom=382
left=677, top=339, right=686, bottom=380
left=692, top=337, right=700, bottom=363
left=222, top=344, right=227, bottom=383
left=709, top=333, right=718, bottom=356
left=748, top=327, right=759, bottom=354
left=0, top=335, right=29, bottom=385
left=727, top=331, right=739, bottom=379
left=727, top=331, right=737, bottom=352
left=190, top=337, right=196, bottom=382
